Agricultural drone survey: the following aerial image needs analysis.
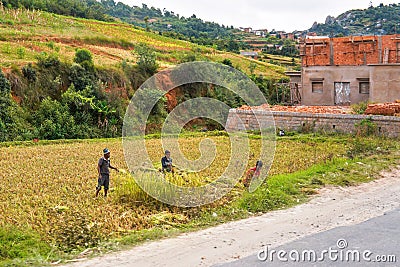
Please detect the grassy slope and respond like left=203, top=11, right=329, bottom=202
left=0, top=8, right=285, bottom=78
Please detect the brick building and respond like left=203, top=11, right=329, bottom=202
left=294, top=34, right=400, bottom=105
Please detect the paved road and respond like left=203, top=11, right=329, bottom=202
left=219, top=208, right=400, bottom=267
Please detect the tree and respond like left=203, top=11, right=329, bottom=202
left=0, top=69, right=11, bottom=96
left=70, top=49, right=96, bottom=91
left=135, top=43, right=158, bottom=76
left=221, top=59, right=233, bottom=67
left=33, top=97, right=76, bottom=140
left=69, top=63, right=95, bottom=91
left=0, top=70, right=32, bottom=141
left=144, top=16, right=150, bottom=32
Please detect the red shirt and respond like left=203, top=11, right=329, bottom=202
left=247, top=166, right=261, bottom=177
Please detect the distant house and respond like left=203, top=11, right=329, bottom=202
left=286, top=33, right=295, bottom=40
left=269, top=31, right=277, bottom=38
left=305, top=35, right=329, bottom=40
left=243, top=27, right=253, bottom=33
left=292, top=30, right=303, bottom=38
left=306, top=32, right=318, bottom=37
left=275, top=31, right=287, bottom=39
left=254, top=30, right=266, bottom=37
left=280, top=32, right=295, bottom=40
left=261, top=44, right=275, bottom=52
left=240, top=51, right=259, bottom=59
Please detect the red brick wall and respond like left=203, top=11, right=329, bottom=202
left=301, top=38, right=330, bottom=66
left=301, top=35, right=400, bottom=66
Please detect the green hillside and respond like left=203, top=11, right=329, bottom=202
left=309, top=3, right=400, bottom=36
left=0, top=7, right=285, bottom=75
left=0, top=7, right=288, bottom=142
left=0, top=0, right=249, bottom=52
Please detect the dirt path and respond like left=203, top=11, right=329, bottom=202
left=65, top=167, right=400, bottom=267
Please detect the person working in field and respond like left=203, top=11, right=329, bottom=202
left=243, top=160, right=263, bottom=188
left=96, top=148, right=119, bottom=197
left=161, top=150, right=174, bottom=173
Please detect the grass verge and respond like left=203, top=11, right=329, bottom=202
left=0, top=227, right=54, bottom=267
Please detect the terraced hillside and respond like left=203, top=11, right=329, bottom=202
left=0, top=8, right=285, bottom=78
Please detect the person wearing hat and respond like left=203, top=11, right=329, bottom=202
left=96, top=148, right=119, bottom=197
left=161, top=150, right=173, bottom=173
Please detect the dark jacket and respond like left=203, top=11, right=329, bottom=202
left=161, top=156, right=172, bottom=172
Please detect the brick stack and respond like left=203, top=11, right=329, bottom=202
left=365, top=102, right=400, bottom=116
left=238, top=105, right=351, bottom=115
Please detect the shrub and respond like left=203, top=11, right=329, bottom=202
left=0, top=69, right=11, bottom=95
left=69, top=63, right=95, bottom=91
left=46, top=41, right=55, bottom=50
left=346, top=137, right=380, bottom=158
left=74, top=49, right=93, bottom=65
left=22, top=63, right=37, bottom=82
left=0, top=70, right=32, bottom=141
left=36, top=52, right=60, bottom=68
left=135, top=43, right=158, bottom=76
left=355, top=117, right=377, bottom=137
left=351, top=101, right=369, bottom=114
left=16, top=46, right=25, bottom=59
left=2, top=43, right=11, bottom=54
left=221, top=58, right=233, bottom=67
left=180, top=52, right=197, bottom=63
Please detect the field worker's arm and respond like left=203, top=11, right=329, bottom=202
left=110, top=162, right=119, bottom=172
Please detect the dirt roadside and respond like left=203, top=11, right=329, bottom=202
left=64, top=167, right=400, bottom=267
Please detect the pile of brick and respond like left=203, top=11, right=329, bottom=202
left=238, top=105, right=351, bottom=114
left=365, top=101, right=400, bottom=116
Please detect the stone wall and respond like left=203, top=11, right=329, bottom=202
left=226, top=109, right=400, bottom=138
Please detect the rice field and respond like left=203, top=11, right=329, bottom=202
left=0, top=135, right=348, bottom=243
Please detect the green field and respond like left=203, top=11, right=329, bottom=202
left=0, top=133, right=399, bottom=266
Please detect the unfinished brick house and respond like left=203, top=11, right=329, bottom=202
left=294, top=34, right=400, bottom=105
